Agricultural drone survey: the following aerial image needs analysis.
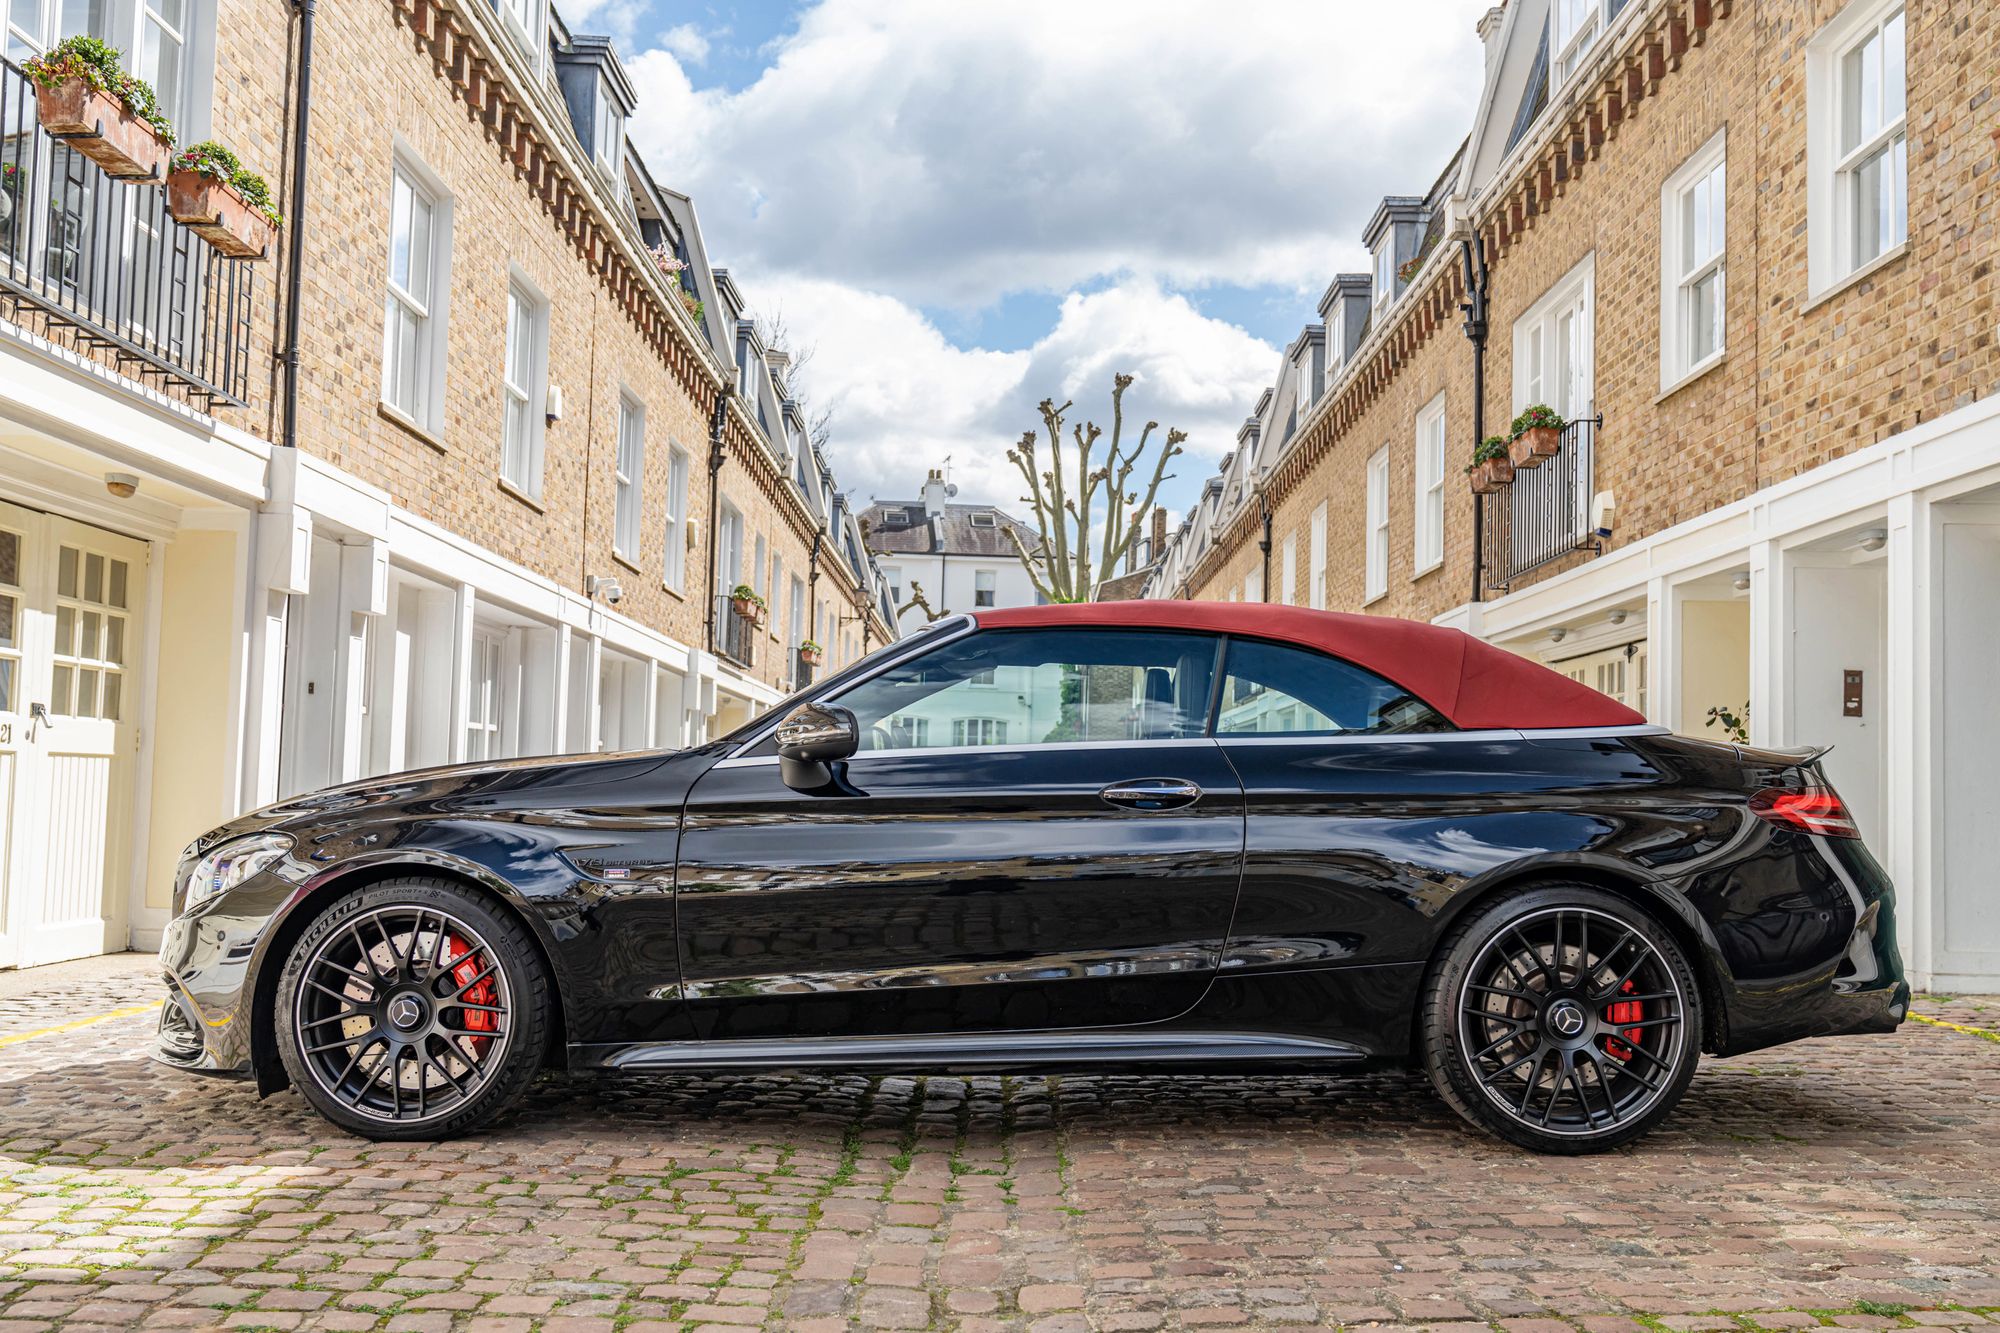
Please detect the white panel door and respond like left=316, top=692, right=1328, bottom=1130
left=0, top=501, right=147, bottom=968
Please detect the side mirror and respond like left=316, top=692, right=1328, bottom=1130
left=775, top=702, right=859, bottom=790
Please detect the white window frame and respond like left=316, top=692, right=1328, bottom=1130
left=1307, top=503, right=1327, bottom=610
left=380, top=149, right=453, bottom=434
left=1551, top=0, right=1610, bottom=87
left=500, top=273, right=548, bottom=496
left=465, top=630, right=503, bottom=762
left=1660, top=131, right=1728, bottom=390
left=1295, top=351, right=1315, bottom=412
left=1373, top=240, right=1395, bottom=308
left=1512, top=253, right=1595, bottom=420
left=1364, top=446, right=1390, bottom=603
left=614, top=394, right=644, bottom=561
left=974, top=568, right=997, bottom=608
left=1280, top=534, right=1298, bottom=605
left=1806, top=0, right=1907, bottom=299
left=662, top=445, right=690, bottom=591
left=594, top=74, right=623, bottom=175
left=1413, top=393, right=1445, bottom=576
left=496, top=0, right=543, bottom=64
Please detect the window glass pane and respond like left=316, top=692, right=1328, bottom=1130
left=0, top=591, right=14, bottom=650
left=103, top=670, right=120, bottom=721
left=75, top=668, right=96, bottom=717
left=0, top=658, right=14, bottom=713
left=0, top=530, right=16, bottom=586
left=1690, top=269, right=1722, bottom=363
left=108, top=558, right=127, bottom=608
left=1216, top=638, right=1452, bottom=737
left=105, top=615, right=124, bottom=664
left=389, top=176, right=412, bottom=289
left=1842, top=29, right=1880, bottom=154
left=83, top=551, right=102, bottom=602
left=407, top=190, right=432, bottom=302
left=54, top=604, right=74, bottom=655
left=50, top=664, right=71, bottom=715
left=1882, top=10, right=1904, bottom=123
left=57, top=545, right=77, bottom=597
left=832, top=629, right=1219, bottom=750
left=1853, top=145, right=1888, bottom=262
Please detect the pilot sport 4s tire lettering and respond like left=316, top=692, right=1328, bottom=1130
left=1421, top=885, right=1704, bottom=1154
left=273, top=878, right=551, bottom=1141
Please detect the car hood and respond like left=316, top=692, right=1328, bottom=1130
left=193, top=744, right=729, bottom=849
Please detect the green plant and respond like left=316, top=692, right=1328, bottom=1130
left=800, top=638, right=823, bottom=654
left=171, top=140, right=283, bottom=226
left=1466, top=434, right=1510, bottom=472
left=1510, top=403, right=1565, bottom=437
left=23, top=35, right=175, bottom=144
left=729, top=584, right=766, bottom=609
left=1705, top=701, right=1750, bottom=744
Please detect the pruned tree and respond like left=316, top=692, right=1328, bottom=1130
left=1005, top=373, right=1184, bottom=603
left=897, top=579, right=948, bottom=625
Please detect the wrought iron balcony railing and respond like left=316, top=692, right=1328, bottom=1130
left=714, top=595, right=757, bottom=670
left=1480, top=413, right=1603, bottom=593
left=0, top=57, right=256, bottom=408
left=790, top=648, right=815, bottom=692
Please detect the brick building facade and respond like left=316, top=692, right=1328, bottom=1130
left=1153, top=0, right=1999, bottom=990
left=0, top=0, right=891, bottom=965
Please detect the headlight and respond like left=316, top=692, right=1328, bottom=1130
left=183, top=833, right=294, bottom=911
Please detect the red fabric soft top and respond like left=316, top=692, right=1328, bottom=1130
left=973, top=600, right=1644, bottom=731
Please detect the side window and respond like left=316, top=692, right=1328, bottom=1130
left=830, top=629, right=1220, bottom=752
left=1215, top=638, right=1451, bottom=737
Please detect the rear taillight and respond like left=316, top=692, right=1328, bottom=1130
left=1748, top=786, right=1860, bottom=838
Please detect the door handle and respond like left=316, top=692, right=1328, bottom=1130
left=28, top=702, right=53, bottom=740
left=1099, top=778, right=1202, bottom=811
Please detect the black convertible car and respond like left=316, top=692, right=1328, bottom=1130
left=155, top=601, right=1906, bottom=1153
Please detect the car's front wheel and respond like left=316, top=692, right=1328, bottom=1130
left=274, top=877, right=551, bottom=1140
left=1422, top=885, right=1702, bottom=1153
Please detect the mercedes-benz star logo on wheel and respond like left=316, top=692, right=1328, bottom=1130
left=388, top=995, right=422, bottom=1030
left=1548, top=1000, right=1586, bottom=1037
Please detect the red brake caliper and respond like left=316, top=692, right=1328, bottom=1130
left=1604, top=979, right=1644, bottom=1061
left=443, top=935, right=496, bottom=1058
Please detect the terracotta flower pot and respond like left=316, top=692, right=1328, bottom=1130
left=1476, top=456, right=1515, bottom=491
left=799, top=647, right=823, bottom=667
left=730, top=595, right=762, bottom=622
left=165, top=169, right=276, bottom=259
left=34, top=78, right=171, bottom=182
left=1521, top=424, right=1562, bottom=461
left=1507, top=434, right=1542, bottom=469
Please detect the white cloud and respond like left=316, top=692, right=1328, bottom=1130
left=629, top=0, right=1482, bottom=308
left=658, top=22, right=711, bottom=64
left=751, top=275, right=1275, bottom=511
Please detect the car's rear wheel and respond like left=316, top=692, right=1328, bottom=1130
left=274, top=878, right=550, bottom=1140
left=1422, top=885, right=1702, bottom=1153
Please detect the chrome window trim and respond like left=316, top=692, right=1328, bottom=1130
left=715, top=723, right=1667, bottom=768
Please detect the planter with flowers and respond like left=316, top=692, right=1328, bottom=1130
left=798, top=639, right=824, bottom=668
left=24, top=36, right=176, bottom=182
left=729, top=584, right=767, bottom=625
left=649, top=244, right=705, bottom=324
left=1508, top=404, right=1565, bottom=469
left=1466, top=436, right=1515, bottom=494
left=166, top=141, right=281, bottom=259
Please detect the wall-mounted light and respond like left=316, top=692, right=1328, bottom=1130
left=1548, top=626, right=1568, bottom=643
left=1855, top=527, right=1888, bottom=552
left=1607, top=609, right=1628, bottom=627
left=104, top=472, right=140, bottom=499
left=546, top=384, right=565, bottom=427
left=1732, top=571, right=1752, bottom=592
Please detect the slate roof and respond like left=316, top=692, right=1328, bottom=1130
left=860, top=501, right=1040, bottom=559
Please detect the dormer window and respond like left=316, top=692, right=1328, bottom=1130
left=969, top=511, right=996, bottom=528
left=1552, top=0, right=1616, bottom=85
left=496, top=0, right=543, bottom=60
left=1296, top=352, right=1315, bottom=409
left=593, top=74, right=622, bottom=174
left=1373, top=241, right=1395, bottom=308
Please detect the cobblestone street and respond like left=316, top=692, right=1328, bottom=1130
left=1, top=959, right=1996, bottom=1332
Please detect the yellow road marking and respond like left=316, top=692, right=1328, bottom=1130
left=0, top=1002, right=159, bottom=1050
left=1908, top=1011, right=2000, bottom=1043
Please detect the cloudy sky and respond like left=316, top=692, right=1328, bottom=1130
left=592, top=0, right=1485, bottom=516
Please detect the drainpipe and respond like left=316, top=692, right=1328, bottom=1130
left=278, top=0, right=317, bottom=450
left=806, top=526, right=823, bottom=639
left=1459, top=232, right=1491, bottom=605
left=702, top=388, right=732, bottom=655
left=1255, top=484, right=1273, bottom=601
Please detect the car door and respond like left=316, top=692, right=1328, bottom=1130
left=673, top=625, right=1244, bottom=1040
left=1207, top=635, right=1485, bottom=975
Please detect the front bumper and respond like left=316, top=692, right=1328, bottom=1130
left=151, top=874, right=292, bottom=1079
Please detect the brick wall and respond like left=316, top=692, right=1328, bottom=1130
left=1184, top=0, right=1998, bottom=615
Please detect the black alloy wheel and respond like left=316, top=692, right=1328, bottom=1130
left=274, top=878, right=550, bottom=1140
left=1422, top=885, right=1702, bottom=1153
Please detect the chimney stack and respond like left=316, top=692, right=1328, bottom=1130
left=1476, top=6, right=1506, bottom=75
left=921, top=468, right=951, bottom=518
